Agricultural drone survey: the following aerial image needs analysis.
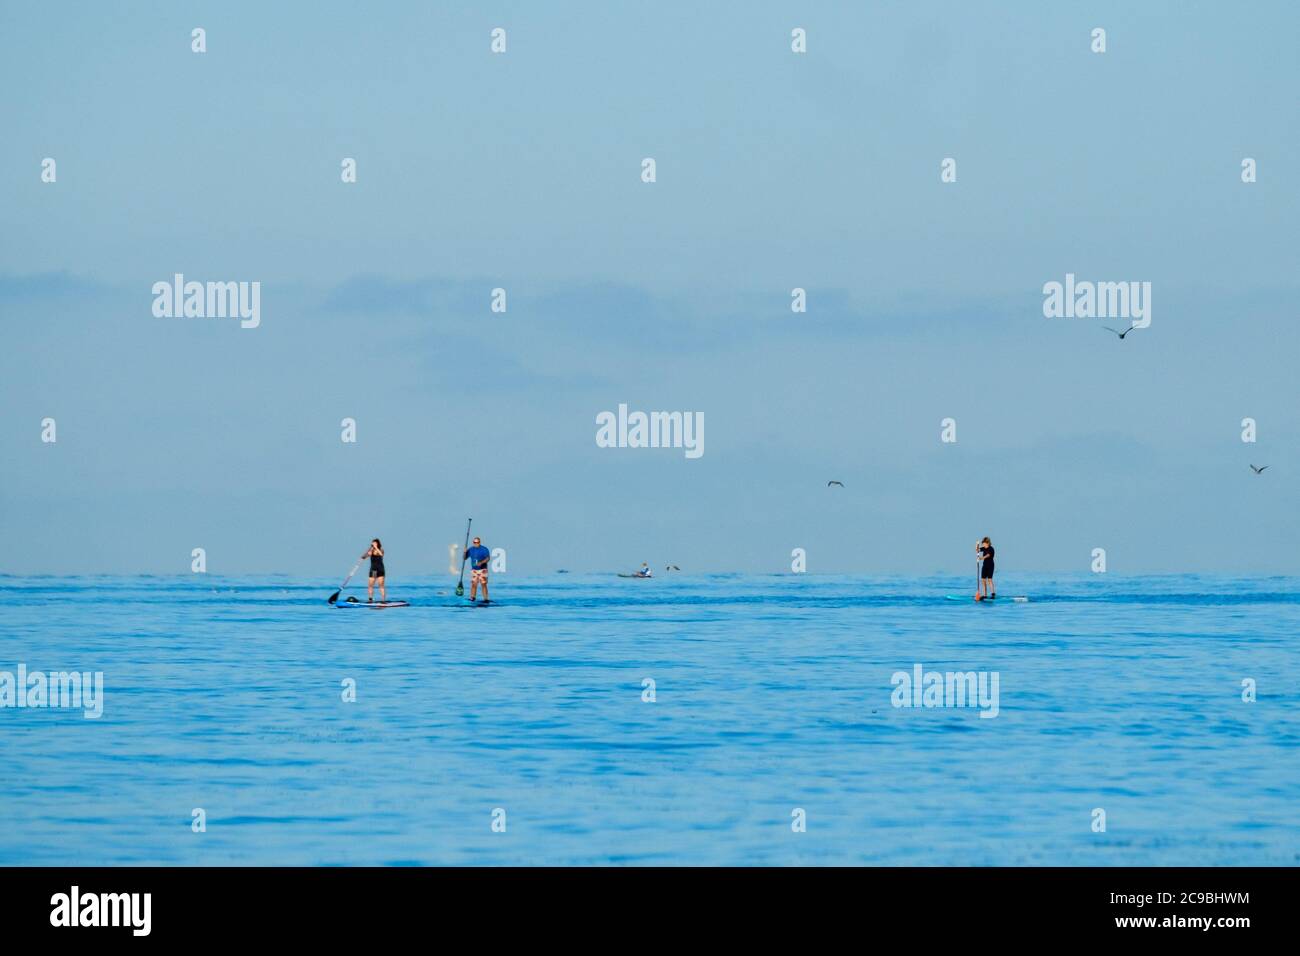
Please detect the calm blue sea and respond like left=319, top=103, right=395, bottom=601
left=1, top=573, right=1297, bottom=866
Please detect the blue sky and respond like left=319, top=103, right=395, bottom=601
left=2, top=1, right=1298, bottom=575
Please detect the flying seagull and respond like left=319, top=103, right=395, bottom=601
left=665, top=565, right=681, bottom=571
left=827, top=480, right=844, bottom=488
left=1102, top=325, right=1140, bottom=339
left=1250, top=464, right=1268, bottom=474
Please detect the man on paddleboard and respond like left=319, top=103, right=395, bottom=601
left=976, top=537, right=995, bottom=601
left=464, top=536, right=491, bottom=602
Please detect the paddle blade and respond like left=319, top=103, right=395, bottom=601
left=454, top=584, right=464, bottom=597
left=328, top=590, right=340, bottom=604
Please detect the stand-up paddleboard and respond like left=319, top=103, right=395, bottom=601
left=334, top=599, right=410, bottom=609
left=945, top=595, right=1029, bottom=603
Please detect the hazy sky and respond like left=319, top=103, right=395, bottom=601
left=2, top=2, right=1297, bottom=576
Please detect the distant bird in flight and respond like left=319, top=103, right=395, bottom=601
left=1250, top=464, right=1268, bottom=474
left=665, top=565, right=681, bottom=571
left=1103, top=325, right=1140, bottom=339
left=827, top=480, right=844, bottom=488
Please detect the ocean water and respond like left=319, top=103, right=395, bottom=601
left=1, top=573, right=1297, bottom=866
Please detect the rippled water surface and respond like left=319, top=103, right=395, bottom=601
left=1, top=574, right=1297, bottom=865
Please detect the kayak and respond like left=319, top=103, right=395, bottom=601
left=618, top=574, right=653, bottom=579
left=333, top=600, right=410, bottom=609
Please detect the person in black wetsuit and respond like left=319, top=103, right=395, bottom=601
left=364, top=538, right=386, bottom=603
left=976, top=537, right=995, bottom=601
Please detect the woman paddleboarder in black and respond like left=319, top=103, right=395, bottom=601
left=365, top=539, right=386, bottom=603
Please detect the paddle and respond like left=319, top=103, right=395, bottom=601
left=328, top=553, right=367, bottom=605
left=455, top=517, right=472, bottom=597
